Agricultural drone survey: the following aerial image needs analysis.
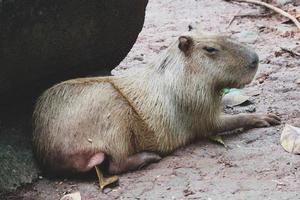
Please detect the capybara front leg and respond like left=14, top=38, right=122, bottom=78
left=109, top=152, right=162, bottom=174
left=213, top=113, right=281, bottom=134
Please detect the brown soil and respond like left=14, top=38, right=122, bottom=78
left=4, top=0, right=300, bottom=199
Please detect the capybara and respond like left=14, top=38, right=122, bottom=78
left=33, top=31, right=280, bottom=175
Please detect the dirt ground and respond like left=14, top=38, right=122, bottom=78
left=4, top=0, right=300, bottom=199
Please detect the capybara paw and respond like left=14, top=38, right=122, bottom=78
left=140, top=152, right=162, bottom=163
left=138, top=152, right=162, bottom=169
left=250, top=113, right=281, bottom=128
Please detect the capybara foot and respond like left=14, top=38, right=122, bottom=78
left=109, top=152, right=162, bottom=174
left=248, top=113, right=281, bottom=128
left=134, top=152, right=162, bottom=170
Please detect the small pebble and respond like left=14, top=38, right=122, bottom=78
left=258, top=78, right=265, bottom=84
left=60, top=191, right=81, bottom=200
left=133, top=56, right=144, bottom=61
left=103, top=188, right=112, bottom=194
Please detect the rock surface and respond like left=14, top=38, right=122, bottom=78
left=0, top=0, right=148, bottom=100
left=0, top=0, right=148, bottom=194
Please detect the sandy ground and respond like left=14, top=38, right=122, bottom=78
left=4, top=0, right=300, bottom=199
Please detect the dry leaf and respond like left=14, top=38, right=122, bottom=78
left=244, top=88, right=261, bottom=96
left=280, top=124, right=300, bottom=154
left=209, top=135, right=227, bottom=148
left=222, top=93, right=250, bottom=107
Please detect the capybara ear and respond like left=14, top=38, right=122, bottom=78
left=178, top=36, right=193, bottom=54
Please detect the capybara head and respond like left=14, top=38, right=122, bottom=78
left=156, top=32, right=259, bottom=94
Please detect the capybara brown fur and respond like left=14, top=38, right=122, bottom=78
left=32, top=31, right=280, bottom=175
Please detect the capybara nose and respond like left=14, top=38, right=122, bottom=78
left=249, top=52, right=259, bottom=69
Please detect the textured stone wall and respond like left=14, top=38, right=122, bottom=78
left=0, top=0, right=148, bottom=100
left=0, top=0, right=148, bottom=193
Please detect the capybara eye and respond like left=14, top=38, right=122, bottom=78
left=203, top=46, right=218, bottom=53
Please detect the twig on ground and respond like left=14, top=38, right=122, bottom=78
left=236, top=12, right=274, bottom=18
left=224, top=0, right=300, bottom=30
left=227, top=9, right=241, bottom=28
left=282, top=14, right=300, bottom=24
left=280, top=47, right=300, bottom=58
left=228, top=10, right=274, bottom=27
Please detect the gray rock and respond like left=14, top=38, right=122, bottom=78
left=0, top=123, right=39, bottom=192
left=0, top=0, right=148, bottom=194
left=0, top=0, right=148, bottom=100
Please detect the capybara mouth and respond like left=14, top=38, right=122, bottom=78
left=234, top=83, right=246, bottom=89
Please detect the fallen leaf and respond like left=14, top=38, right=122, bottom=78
left=223, top=88, right=231, bottom=94
left=60, top=192, right=81, bottom=200
left=222, top=93, right=250, bottom=107
left=209, top=135, right=227, bottom=148
left=280, top=124, right=300, bottom=154
left=227, top=88, right=243, bottom=95
left=244, top=88, right=261, bottom=96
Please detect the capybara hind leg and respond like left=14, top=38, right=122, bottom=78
left=109, top=152, right=162, bottom=174
left=86, top=152, right=105, bottom=170
left=71, top=152, right=105, bottom=172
